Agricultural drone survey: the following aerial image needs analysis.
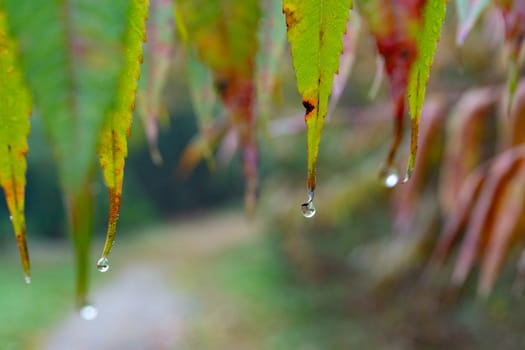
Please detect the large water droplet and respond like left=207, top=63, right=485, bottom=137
left=96, top=257, right=110, bottom=273
left=24, top=275, right=31, bottom=285
left=383, top=169, right=399, bottom=188
left=301, top=191, right=316, bottom=218
left=80, top=304, right=98, bottom=320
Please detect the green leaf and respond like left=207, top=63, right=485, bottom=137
left=97, top=0, right=149, bottom=268
left=0, top=7, right=32, bottom=281
left=455, top=0, right=490, bottom=45
left=406, top=0, right=446, bottom=181
left=136, top=0, right=174, bottom=165
left=283, top=0, right=352, bottom=198
left=4, top=0, right=131, bottom=306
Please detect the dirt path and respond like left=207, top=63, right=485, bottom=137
left=42, top=210, right=261, bottom=350
left=43, top=266, right=193, bottom=350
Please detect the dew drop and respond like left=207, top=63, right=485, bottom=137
left=96, top=257, right=110, bottom=273
left=24, top=275, right=31, bottom=285
left=300, top=191, right=316, bottom=218
left=9, top=215, right=13, bottom=221
left=79, top=304, right=98, bottom=320
left=383, top=169, right=399, bottom=188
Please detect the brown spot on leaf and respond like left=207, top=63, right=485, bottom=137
left=302, top=99, right=315, bottom=114
left=283, top=5, right=300, bottom=29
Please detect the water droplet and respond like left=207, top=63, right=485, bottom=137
left=79, top=304, right=98, bottom=320
left=383, top=169, right=399, bottom=188
left=300, top=191, right=316, bottom=218
left=9, top=215, right=13, bottom=221
left=24, top=275, right=31, bottom=285
left=96, top=257, right=110, bottom=273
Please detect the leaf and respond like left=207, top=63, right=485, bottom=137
left=406, top=0, right=446, bottom=181
left=356, top=0, right=442, bottom=180
left=186, top=49, right=223, bottom=169
left=429, top=167, right=486, bottom=269
left=495, top=1, right=525, bottom=115
left=393, top=98, right=445, bottom=234
left=64, top=182, right=94, bottom=308
left=455, top=0, right=490, bottom=45
left=478, top=160, right=525, bottom=296
left=177, top=120, right=228, bottom=177
left=328, top=9, right=360, bottom=117
left=283, top=0, right=352, bottom=199
left=97, top=0, right=149, bottom=267
left=451, top=150, right=522, bottom=288
left=4, top=0, right=131, bottom=306
left=176, top=0, right=261, bottom=214
left=256, top=0, right=287, bottom=129
left=0, top=7, right=32, bottom=281
left=438, top=88, right=497, bottom=215
left=136, top=0, right=174, bottom=165
left=507, top=80, right=525, bottom=146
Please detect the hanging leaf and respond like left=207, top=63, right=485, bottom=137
left=328, top=9, right=360, bottom=117
left=97, top=0, right=149, bottom=272
left=4, top=0, right=131, bottom=307
left=0, top=7, right=32, bottom=282
left=283, top=0, right=352, bottom=208
left=406, top=0, right=446, bottom=181
left=478, top=161, right=525, bottom=296
left=495, top=0, right=525, bottom=115
left=451, top=150, right=522, bottom=288
left=176, top=0, right=261, bottom=214
left=455, top=0, right=490, bottom=45
left=357, top=0, right=444, bottom=181
left=256, top=0, right=287, bottom=130
left=136, top=0, right=174, bottom=165
left=183, top=49, right=223, bottom=170
left=392, top=98, right=445, bottom=234
left=65, top=180, right=94, bottom=309
left=438, top=88, right=497, bottom=215
left=429, top=167, right=487, bottom=269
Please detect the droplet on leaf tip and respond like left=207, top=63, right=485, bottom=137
left=381, top=168, right=399, bottom=188
left=24, top=275, right=31, bottom=285
left=9, top=215, right=13, bottom=221
left=300, top=191, right=316, bottom=218
left=79, top=304, right=98, bottom=321
left=96, top=257, right=110, bottom=273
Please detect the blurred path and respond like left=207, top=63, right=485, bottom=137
left=43, top=266, right=193, bottom=350
left=42, top=210, right=261, bottom=350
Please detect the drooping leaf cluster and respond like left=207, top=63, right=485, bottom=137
left=0, top=0, right=523, bottom=308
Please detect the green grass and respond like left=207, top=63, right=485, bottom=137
left=0, top=245, right=99, bottom=350
left=180, top=237, right=375, bottom=350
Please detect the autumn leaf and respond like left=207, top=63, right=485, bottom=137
left=283, top=0, right=352, bottom=206
left=406, top=0, right=446, bottom=181
left=438, top=88, right=497, bottom=215
left=0, top=7, right=32, bottom=282
left=97, top=0, right=149, bottom=271
left=176, top=0, right=261, bottom=214
left=357, top=0, right=445, bottom=182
